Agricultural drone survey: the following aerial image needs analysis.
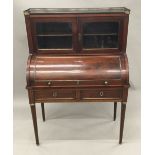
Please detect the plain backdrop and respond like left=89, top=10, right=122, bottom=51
left=13, top=0, right=141, bottom=155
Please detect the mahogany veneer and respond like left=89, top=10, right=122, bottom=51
left=24, top=7, right=130, bottom=145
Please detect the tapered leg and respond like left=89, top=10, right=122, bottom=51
left=119, top=102, right=126, bottom=144
left=114, top=102, right=117, bottom=121
left=41, top=103, right=45, bottom=122
left=30, top=104, right=39, bottom=145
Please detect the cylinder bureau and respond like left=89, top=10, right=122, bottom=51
left=24, top=7, right=130, bottom=145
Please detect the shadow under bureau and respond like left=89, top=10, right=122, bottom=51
left=24, top=7, right=130, bottom=145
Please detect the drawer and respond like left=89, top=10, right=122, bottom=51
left=32, top=80, right=123, bottom=88
left=34, top=89, right=76, bottom=101
left=80, top=88, right=122, bottom=100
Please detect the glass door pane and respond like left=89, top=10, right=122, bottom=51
left=82, top=22, right=119, bottom=49
left=35, top=22, right=72, bottom=49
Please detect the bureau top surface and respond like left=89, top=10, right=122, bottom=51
left=24, top=7, right=130, bottom=15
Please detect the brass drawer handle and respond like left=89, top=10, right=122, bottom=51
left=104, top=81, right=108, bottom=85
left=100, top=91, right=104, bottom=96
left=47, top=81, right=52, bottom=86
left=52, top=92, right=57, bottom=97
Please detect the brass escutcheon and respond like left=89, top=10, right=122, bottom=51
left=100, top=91, right=104, bottom=96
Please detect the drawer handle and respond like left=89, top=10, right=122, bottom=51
left=47, top=81, right=52, bottom=86
left=104, top=81, right=108, bottom=85
left=53, top=92, right=57, bottom=97
left=100, top=91, right=104, bottom=96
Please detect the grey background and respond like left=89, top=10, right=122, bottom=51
left=14, top=0, right=140, bottom=155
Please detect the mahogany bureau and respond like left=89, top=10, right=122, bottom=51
left=24, top=7, right=130, bottom=145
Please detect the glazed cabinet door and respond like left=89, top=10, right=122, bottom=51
left=78, top=16, right=128, bottom=53
left=30, top=16, right=78, bottom=54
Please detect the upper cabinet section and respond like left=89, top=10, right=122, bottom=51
left=24, top=8, right=130, bottom=54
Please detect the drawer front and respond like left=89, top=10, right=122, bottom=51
left=33, top=80, right=123, bottom=88
left=80, top=88, right=122, bottom=100
left=34, top=89, right=76, bottom=101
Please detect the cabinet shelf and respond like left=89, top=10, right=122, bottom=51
left=36, top=34, right=72, bottom=37
left=84, top=33, right=118, bottom=36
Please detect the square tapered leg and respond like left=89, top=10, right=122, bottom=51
left=41, top=103, right=45, bottom=122
left=119, top=102, right=126, bottom=144
left=30, top=104, right=39, bottom=145
left=114, top=102, right=117, bottom=121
